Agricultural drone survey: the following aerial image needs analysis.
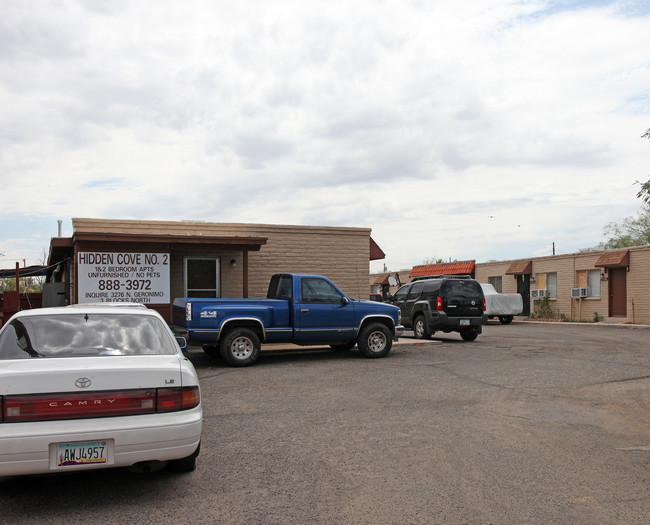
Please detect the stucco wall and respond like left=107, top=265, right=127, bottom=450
left=475, top=246, right=650, bottom=324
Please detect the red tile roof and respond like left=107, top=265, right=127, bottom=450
left=409, top=260, right=475, bottom=278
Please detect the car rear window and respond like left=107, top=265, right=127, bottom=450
left=0, top=314, right=178, bottom=359
left=441, top=280, right=483, bottom=296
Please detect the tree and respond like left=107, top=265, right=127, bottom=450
left=601, top=208, right=650, bottom=249
left=634, top=128, right=650, bottom=205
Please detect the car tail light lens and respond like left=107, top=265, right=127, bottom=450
left=157, top=386, right=200, bottom=412
left=185, top=302, right=192, bottom=321
left=483, top=298, right=486, bottom=312
left=2, top=387, right=200, bottom=423
left=436, top=297, right=443, bottom=311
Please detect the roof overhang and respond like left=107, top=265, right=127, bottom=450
left=70, top=231, right=268, bottom=251
left=369, top=237, right=386, bottom=261
left=595, top=250, right=629, bottom=268
left=506, top=260, right=533, bottom=275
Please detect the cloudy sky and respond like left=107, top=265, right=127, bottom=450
left=1, top=0, right=649, bottom=274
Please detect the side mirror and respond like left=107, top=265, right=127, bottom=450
left=341, top=296, right=350, bottom=305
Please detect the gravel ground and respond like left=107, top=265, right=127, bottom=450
left=1, top=322, right=649, bottom=524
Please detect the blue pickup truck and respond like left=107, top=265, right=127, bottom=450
left=172, top=273, right=404, bottom=366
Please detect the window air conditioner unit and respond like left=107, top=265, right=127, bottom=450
left=571, top=287, right=588, bottom=298
left=536, top=289, right=548, bottom=299
left=530, top=290, right=539, bottom=300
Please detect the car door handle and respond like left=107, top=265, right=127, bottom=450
left=301, top=308, right=310, bottom=313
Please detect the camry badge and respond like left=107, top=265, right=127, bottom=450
left=75, top=377, right=92, bottom=388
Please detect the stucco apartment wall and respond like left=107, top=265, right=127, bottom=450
left=476, top=245, right=650, bottom=323
left=628, top=248, right=650, bottom=324
left=72, top=218, right=371, bottom=299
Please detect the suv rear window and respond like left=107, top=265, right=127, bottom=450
left=0, top=314, right=177, bottom=359
left=441, top=280, right=483, bottom=296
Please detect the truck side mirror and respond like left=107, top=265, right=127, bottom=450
left=341, top=296, right=350, bottom=305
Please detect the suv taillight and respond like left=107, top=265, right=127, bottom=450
left=483, top=298, right=486, bottom=312
left=436, top=297, right=443, bottom=311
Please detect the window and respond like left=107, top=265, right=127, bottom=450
left=407, top=282, right=425, bottom=300
left=184, top=257, right=220, bottom=298
left=0, top=314, right=177, bottom=359
left=577, top=269, right=601, bottom=297
left=587, top=270, right=601, bottom=297
left=536, top=272, right=557, bottom=298
left=301, top=278, right=344, bottom=304
left=392, top=285, right=410, bottom=302
left=488, top=276, right=502, bottom=293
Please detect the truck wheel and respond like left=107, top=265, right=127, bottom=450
left=460, top=328, right=479, bottom=341
left=412, top=315, right=430, bottom=339
left=499, top=315, right=513, bottom=325
left=358, top=323, right=392, bottom=358
left=331, top=341, right=356, bottom=351
left=220, top=328, right=261, bottom=366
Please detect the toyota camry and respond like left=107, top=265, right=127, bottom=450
left=0, top=305, right=202, bottom=477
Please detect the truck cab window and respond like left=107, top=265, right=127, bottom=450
left=301, top=278, right=344, bottom=304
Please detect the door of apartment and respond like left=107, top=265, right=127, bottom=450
left=608, top=267, right=627, bottom=317
left=517, top=275, right=530, bottom=317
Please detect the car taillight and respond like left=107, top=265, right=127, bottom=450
left=157, top=386, right=200, bottom=412
left=436, top=297, right=443, bottom=311
left=2, top=387, right=200, bottom=423
left=185, top=302, right=192, bottom=321
left=483, top=298, right=486, bottom=312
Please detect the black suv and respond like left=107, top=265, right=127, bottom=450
left=386, top=275, right=486, bottom=341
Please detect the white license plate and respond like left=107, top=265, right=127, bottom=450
left=56, top=440, right=108, bottom=467
left=460, top=319, right=470, bottom=326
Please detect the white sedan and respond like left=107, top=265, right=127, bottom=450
left=0, top=306, right=202, bottom=477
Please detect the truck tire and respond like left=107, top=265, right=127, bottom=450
left=219, top=328, right=261, bottom=366
left=460, top=328, right=480, bottom=341
left=412, top=315, right=430, bottom=339
left=499, top=315, right=513, bottom=325
left=357, top=323, right=392, bottom=358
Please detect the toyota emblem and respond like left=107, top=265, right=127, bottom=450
left=471, top=300, right=476, bottom=306
left=75, top=377, right=92, bottom=388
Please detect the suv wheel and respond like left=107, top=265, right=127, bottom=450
left=460, top=328, right=479, bottom=341
left=412, top=316, right=429, bottom=339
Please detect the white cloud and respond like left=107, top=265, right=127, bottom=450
left=1, top=0, right=650, bottom=269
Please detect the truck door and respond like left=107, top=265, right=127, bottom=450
left=294, top=277, right=355, bottom=343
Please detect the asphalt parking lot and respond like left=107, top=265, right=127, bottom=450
left=2, top=322, right=650, bottom=524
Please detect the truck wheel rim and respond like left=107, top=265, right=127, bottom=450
left=231, top=337, right=253, bottom=359
left=368, top=331, right=386, bottom=352
left=414, top=320, right=423, bottom=337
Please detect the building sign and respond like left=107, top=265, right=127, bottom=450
left=78, top=252, right=170, bottom=304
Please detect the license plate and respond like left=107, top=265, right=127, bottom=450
left=460, top=319, right=470, bottom=326
left=56, top=440, right=108, bottom=467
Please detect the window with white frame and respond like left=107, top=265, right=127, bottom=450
left=184, top=257, right=220, bottom=298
